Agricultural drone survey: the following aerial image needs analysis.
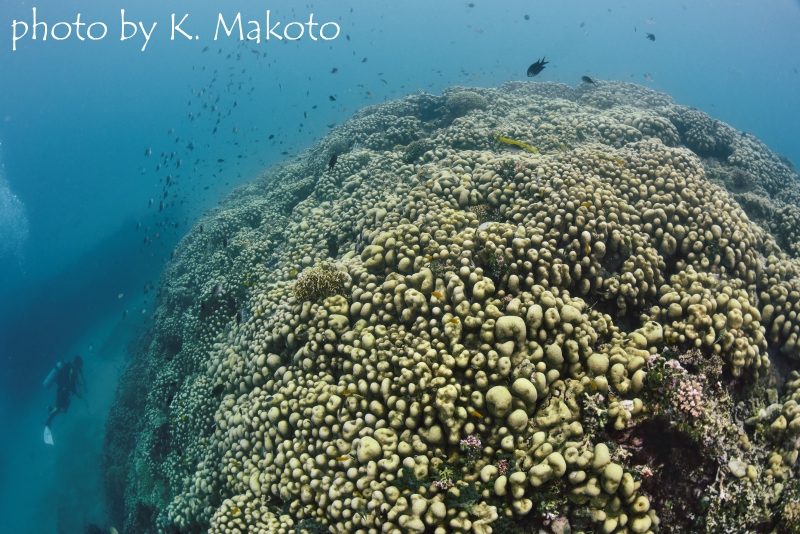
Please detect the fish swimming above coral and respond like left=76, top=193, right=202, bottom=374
left=494, top=134, right=538, bottom=153
left=527, top=56, right=548, bottom=77
left=581, top=76, right=596, bottom=84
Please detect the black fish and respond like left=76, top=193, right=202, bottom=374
left=218, top=158, right=225, bottom=162
left=646, top=33, right=655, bottom=41
left=362, top=57, right=368, bottom=62
left=346, top=35, right=350, bottom=40
left=144, top=148, right=152, bottom=156
left=304, top=111, right=308, bottom=118
left=581, top=76, right=596, bottom=84
left=269, top=134, right=275, bottom=139
left=329, top=154, right=338, bottom=170
left=222, top=237, right=228, bottom=247
left=331, top=67, right=339, bottom=74
left=527, top=57, right=548, bottom=77
left=580, top=22, right=585, bottom=27
left=524, top=15, right=530, bottom=20
left=329, top=95, right=336, bottom=101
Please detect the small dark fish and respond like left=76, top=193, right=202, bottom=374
left=362, top=57, right=368, bottom=62
left=232, top=126, right=238, bottom=133
left=176, top=159, right=182, bottom=168
left=527, top=57, right=548, bottom=77
left=218, top=158, right=225, bottom=162
left=159, top=201, right=164, bottom=212
left=580, top=22, right=585, bottom=27
left=148, top=199, right=153, bottom=207
left=312, top=105, right=317, bottom=109
left=581, top=76, right=596, bottom=84
left=202, top=46, right=209, bottom=52
left=222, top=237, right=228, bottom=247
left=304, top=111, right=308, bottom=119
left=331, top=67, right=339, bottom=74
left=144, top=148, right=152, bottom=157
left=156, top=164, right=161, bottom=171
left=466, top=3, right=475, bottom=6
left=122, top=310, right=127, bottom=319
left=329, top=154, right=338, bottom=170
left=646, top=33, right=655, bottom=41
left=213, top=283, right=223, bottom=296
left=269, top=135, right=275, bottom=139
left=380, top=79, right=388, bottom=84
left=329, top=95, right=336, bottom=101
left=168, top=128, right=174, bottom=135
left=187, top=141, right=195, bottom=150
left=211, top=384, right=225, bottom=397
left=213, top=126, right=218, bottom=133
left=199, top=224, right=204, bottom=233
left=346, top=35, right=350, bottom=40
left=524, top=15, right=530, bottom=20
left=166, top=174, right=172, bottom=184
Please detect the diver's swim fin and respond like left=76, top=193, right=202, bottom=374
left=44, top=426, right=54, bottom=446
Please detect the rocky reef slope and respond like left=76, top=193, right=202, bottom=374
left=103, top=81, right=800, bottom=534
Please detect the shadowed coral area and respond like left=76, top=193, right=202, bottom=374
left=104, top=81, right=800, bottom=534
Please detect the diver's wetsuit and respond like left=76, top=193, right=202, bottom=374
left=45, top=361, right=83, bottom=427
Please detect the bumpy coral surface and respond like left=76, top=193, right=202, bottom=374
left=103, top=81, right=800, bottom=534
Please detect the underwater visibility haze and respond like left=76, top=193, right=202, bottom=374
left=1, top=1, right=800, bottom=533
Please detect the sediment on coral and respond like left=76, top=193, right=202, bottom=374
left=104, top=80, right=800, bottom=534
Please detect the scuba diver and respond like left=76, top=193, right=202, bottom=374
left=42, top=355, right=86, bottom=445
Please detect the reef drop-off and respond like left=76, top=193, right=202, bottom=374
left=102, top=81, right=800, bottom=534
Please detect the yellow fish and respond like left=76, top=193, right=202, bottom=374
left=432, top=291, right=444, bottom=299
left=585, top=242, right=591, bottom=255
left=448, top=317, right=460, bottom=325
left=343, top=389, right=355, bottom=396
left=589, top=380, right=598, bottom=391
left=581, top=201, right=591, bottom=208
left=336, top=456, right=350, bottom=461
left=609, top=394, right=617, bottom=403
left=289, top=269, right=297, bottom=277
left=470, top=410, right=484, bottom=418
left=615, top=157, right=626, bottom=167
left=494, top=134, right=538, bottom=153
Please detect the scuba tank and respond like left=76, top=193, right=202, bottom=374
left=43, top=362, right=62, bottom=388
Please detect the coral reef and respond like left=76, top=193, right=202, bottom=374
left=104, top=80, right=800, bottom=534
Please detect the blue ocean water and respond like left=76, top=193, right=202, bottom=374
left=0, top=0, right=798, bottom=532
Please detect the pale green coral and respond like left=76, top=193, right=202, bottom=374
left=104, top=80, right=800, bottom=534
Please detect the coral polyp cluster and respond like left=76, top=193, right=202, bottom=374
left=104, top=81, right=800, bottom=534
